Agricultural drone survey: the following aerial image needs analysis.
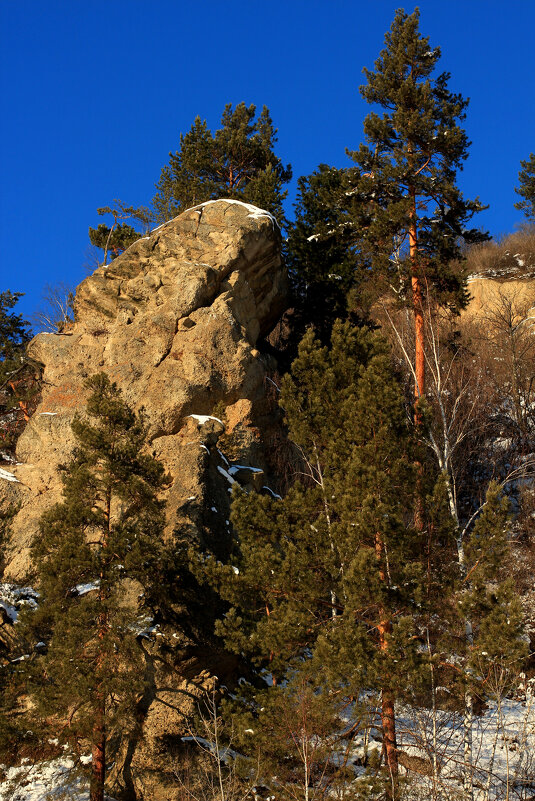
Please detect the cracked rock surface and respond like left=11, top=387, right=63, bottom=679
left=2, top=199, right=287, bottom=581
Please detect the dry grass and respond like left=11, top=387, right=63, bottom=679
left=464, top=224, right=535, bottom=280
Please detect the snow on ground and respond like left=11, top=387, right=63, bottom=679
left=0, top=467, right=19, bottom=483
left=0, top=757, right=116, bottom=801
left=391, top=694, right=535, bottom=799
left=1, top=697, right=533, bottom=799
left=72, top=581, right=99, bottom=597
left=0, top=584, right=39, bottom=623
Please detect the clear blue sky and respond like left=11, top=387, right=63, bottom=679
left=1, top=0, right=534, bottom=322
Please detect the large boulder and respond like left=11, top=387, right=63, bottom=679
left=3, top=199, right=287, bottom=578
left=0, top=199, right=288, bottom=799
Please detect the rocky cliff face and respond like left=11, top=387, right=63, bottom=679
left=464, top=273, right=535, bottom=321
left=0, top=199, right=288, bottom=799
left=3, top=199, right=287, bottom=577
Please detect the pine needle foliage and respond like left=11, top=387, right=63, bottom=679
left=286, top=165, right=374, bottom=342
left=460, top=483, right=528, bottom=692
left=207, top=322, right=449, bottom=794
left=347, top=7, right=488, bottom=311
left=22, top=373, right=168, bottom=801
left=514, top=152, right=535, bottom=222
left=0, top=291, right=31, bottom=391
left=0, top=291, right=34, bottom=453
left=152, top=102, right=292, bottom=225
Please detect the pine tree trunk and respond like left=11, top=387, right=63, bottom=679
left=381, top=687, right=399, bottom=798
left=90, top=699, right=106, bottom=801
left=409, top=182, right=426, bottom=533
left=409, top=185, right=425, bottom=406
left=375, top=532, right=399, bottom=796
left=90, top=491, right=111, bottom=801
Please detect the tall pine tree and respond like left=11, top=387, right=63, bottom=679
left=23, top=373, right=168, bottom=801
left=347, top=8, right=486, bottom=404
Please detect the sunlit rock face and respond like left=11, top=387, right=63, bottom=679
left=4, top=199, right=287, bottom=578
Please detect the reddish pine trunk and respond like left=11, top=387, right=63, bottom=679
left=409, top=185, right=425, bottom=408
left=381, top=686, right=399, bottom=795
left=8, top=381, right=30, bottom=421
left=90, top=700, right=106, bottom=801
left=409, top=184, right=426, bottom=532
left=375, top=533, right=399, bottom=795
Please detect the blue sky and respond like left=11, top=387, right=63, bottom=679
left=1, top=0, right=534, bottom=323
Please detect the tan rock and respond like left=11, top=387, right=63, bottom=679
left=0, top=199, right=288, bottom=798
left=463, top=275, right=535, bottom=320
left=2, top=199, right=286, bottom=579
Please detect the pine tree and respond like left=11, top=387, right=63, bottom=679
left=207, top=323, right=442, bottom=797
left=0, top=291, right=33, bottom=453
left=514, top=152, right=535, bottom=222
left=152, top=102, right=292, bottom=225
left=285, top=164, right=373, bottom=342
left=0, top=291, right=31, bottom=390
left=455, top=482, right=528, bottom=799
left=220, top=668, right=357, bottom=799
left=88, top=200, right=153, bottom=266
left=346, top=8, right=487, bottom=405
left=22, top=373, right=168, bottom=801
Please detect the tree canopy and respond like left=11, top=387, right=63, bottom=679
left=152, top=102, right=292, bottom=225
left=23, top=373, right=168, bottom=801
left=514, top=152, right=535, bottom=222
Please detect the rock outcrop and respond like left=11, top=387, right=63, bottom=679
left=463, top=273, right=535, bottom=321
left=0, top=199, right=288, bottom=799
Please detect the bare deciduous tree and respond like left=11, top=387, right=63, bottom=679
left=379, top=297, right=535, bottom=801
left=32, top=282, right=76, bottom=333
